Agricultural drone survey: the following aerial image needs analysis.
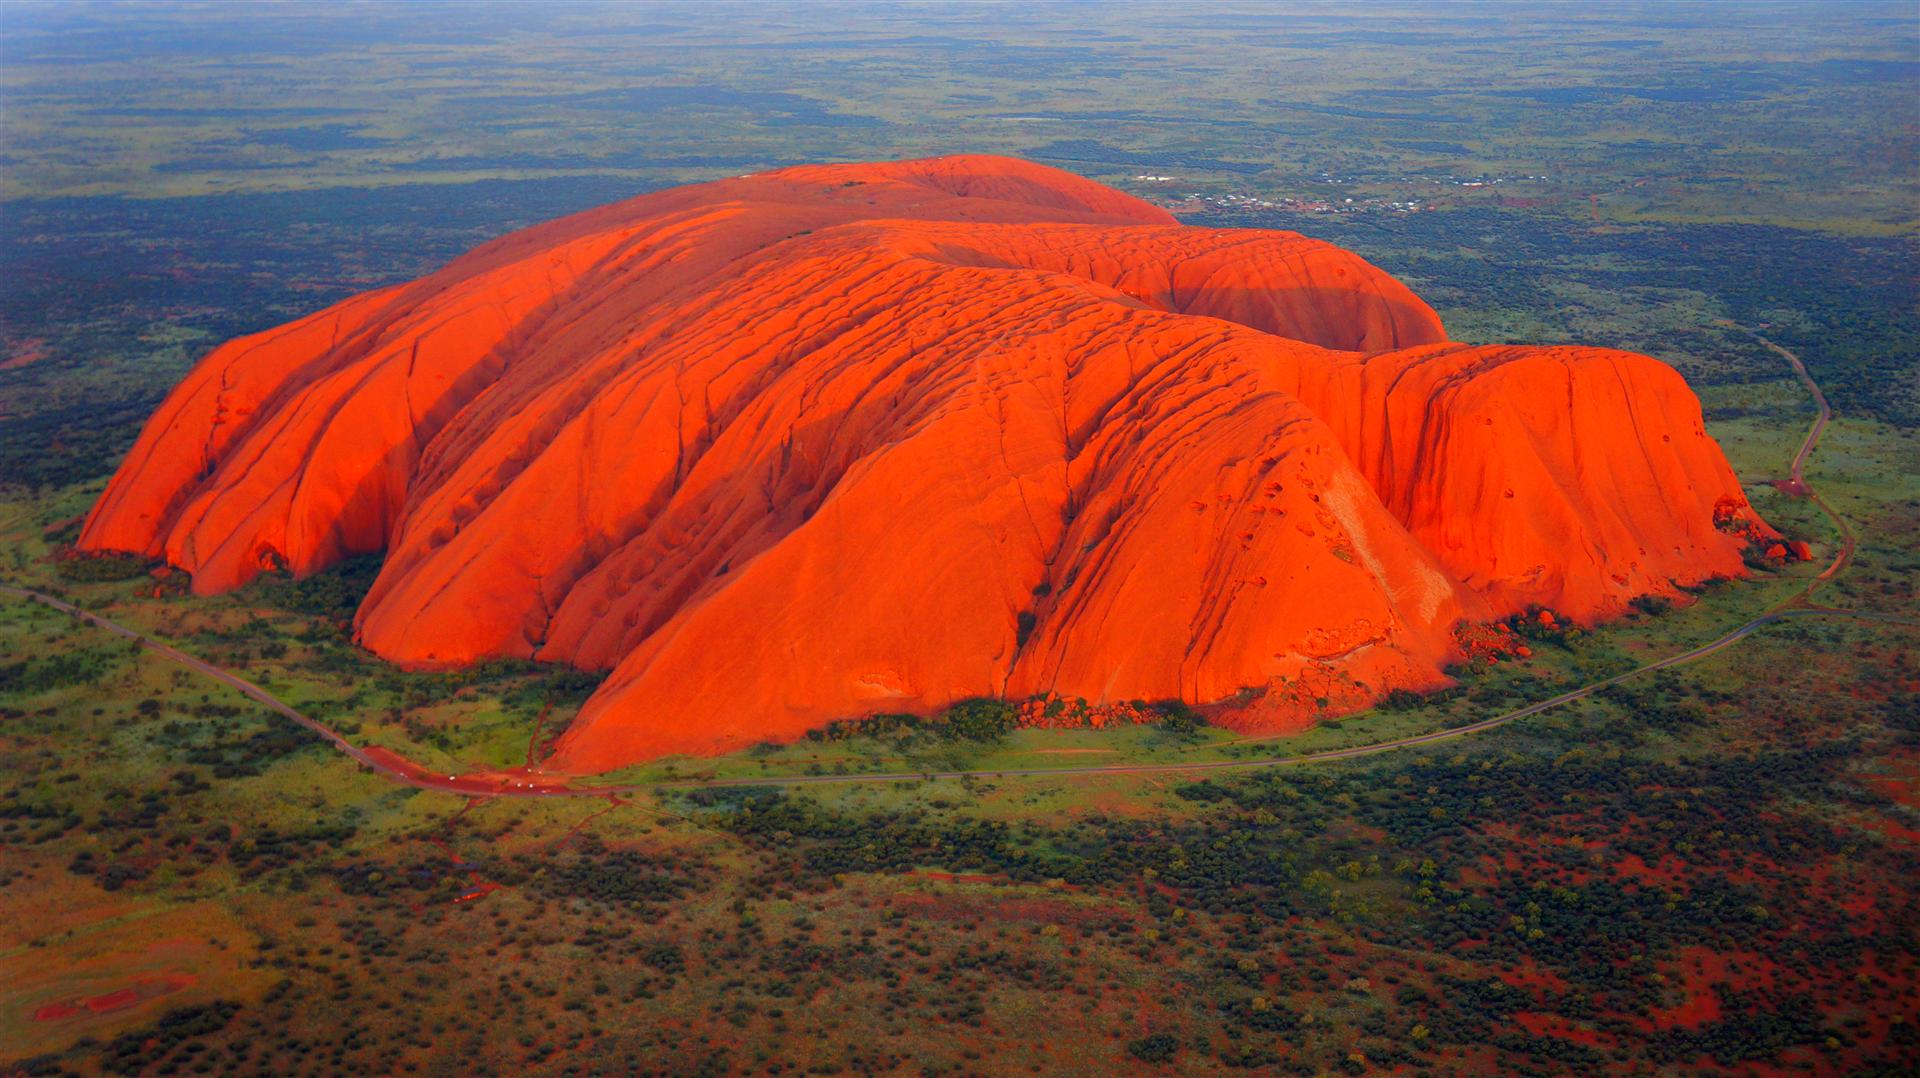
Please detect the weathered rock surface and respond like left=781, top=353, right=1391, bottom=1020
left=80, top=155, right=1771, bottom=769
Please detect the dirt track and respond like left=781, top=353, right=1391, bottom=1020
left=1733, top=326, right=1857, bottom=595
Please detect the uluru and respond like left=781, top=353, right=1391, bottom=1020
left=78, top=154, right=1773, bottom=771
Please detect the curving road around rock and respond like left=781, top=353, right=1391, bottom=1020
left=1731, top=325, right=1857, bottom=597
left=3, top=330, right=1911, bottom=795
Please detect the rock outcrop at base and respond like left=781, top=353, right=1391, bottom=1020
left=80, top=155, right=1772, bottom=769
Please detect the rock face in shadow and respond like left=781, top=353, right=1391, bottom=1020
left=80, top=155, right=1772, bottom=770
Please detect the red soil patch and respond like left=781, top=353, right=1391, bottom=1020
left=1613, top=851, right=1689, bottom=886
left=32, top=972, right=197, bottom=1022
left=41, top=514, right=86, bottom=538
left=1858, top=813, right=1920, bottom=843
left=0, top=340, right=46, bottom=370
left=1459, top=832, right=1526, bottom=887
left=454, top=881, right=505, bottom=904
left=1647, top=983, right=1722, bottom=1030
left=1614, top=947, right=1785, bottom=1037
left=1496, top=957, right=1570, bottom=994
left=1857, top=751, right=1920, bottom=810
left=359, top=746, right=572, bottom=795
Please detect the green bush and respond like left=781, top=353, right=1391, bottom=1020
left=941, top=698, right=1016, bottom=742
left=0, top=647, right=126, bottom=695
left=1152, top=700, right=1207, bottom=735
left=55, top=552, right=154, bottom=582
left=1127, top=1033, right=1179, bottom=1064
left=257, top=553, right=384, bottom=621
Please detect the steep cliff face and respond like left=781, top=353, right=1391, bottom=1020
left=80, top=155, right=1771, bottom=769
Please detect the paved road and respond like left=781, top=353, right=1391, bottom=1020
left=4, top=327, right=1907, bottom=794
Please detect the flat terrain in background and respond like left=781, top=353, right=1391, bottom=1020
left=2, top=3, right=1916, bottom=1074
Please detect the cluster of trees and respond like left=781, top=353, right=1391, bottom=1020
left=803, top=696, right=1204, bottom=749
left=666, top=674, right=1915, bottom=1071
left=0, top=398, right=152, bottom=493
left=95, top=1000, right=243, bottom=1076
left=1126, top=1032, right=1180, bottom=1063
left=254, top=553, right=384, bottom=622
left=802, top=698, right=1020, bottom=747
left=54, top=552, right=154, bottom=582
left=64, top=847, right=151, bottom=891
left=529, top=847, right=707, bottom=915
left=0, top=645, right=129, bottom=695
left=142, top=708, right=327, bottom=780
left=0, top=796, right=82, bottom=846
left=804, top=710, right=929, bottom=742
left=1648, top=997, right=1830, bottom=1067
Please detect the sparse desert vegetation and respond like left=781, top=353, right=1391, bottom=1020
left=3, top=3, right=1916, bottom=1074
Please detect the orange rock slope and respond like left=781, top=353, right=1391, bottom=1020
left=80, top=155, right=1773, bottom=770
